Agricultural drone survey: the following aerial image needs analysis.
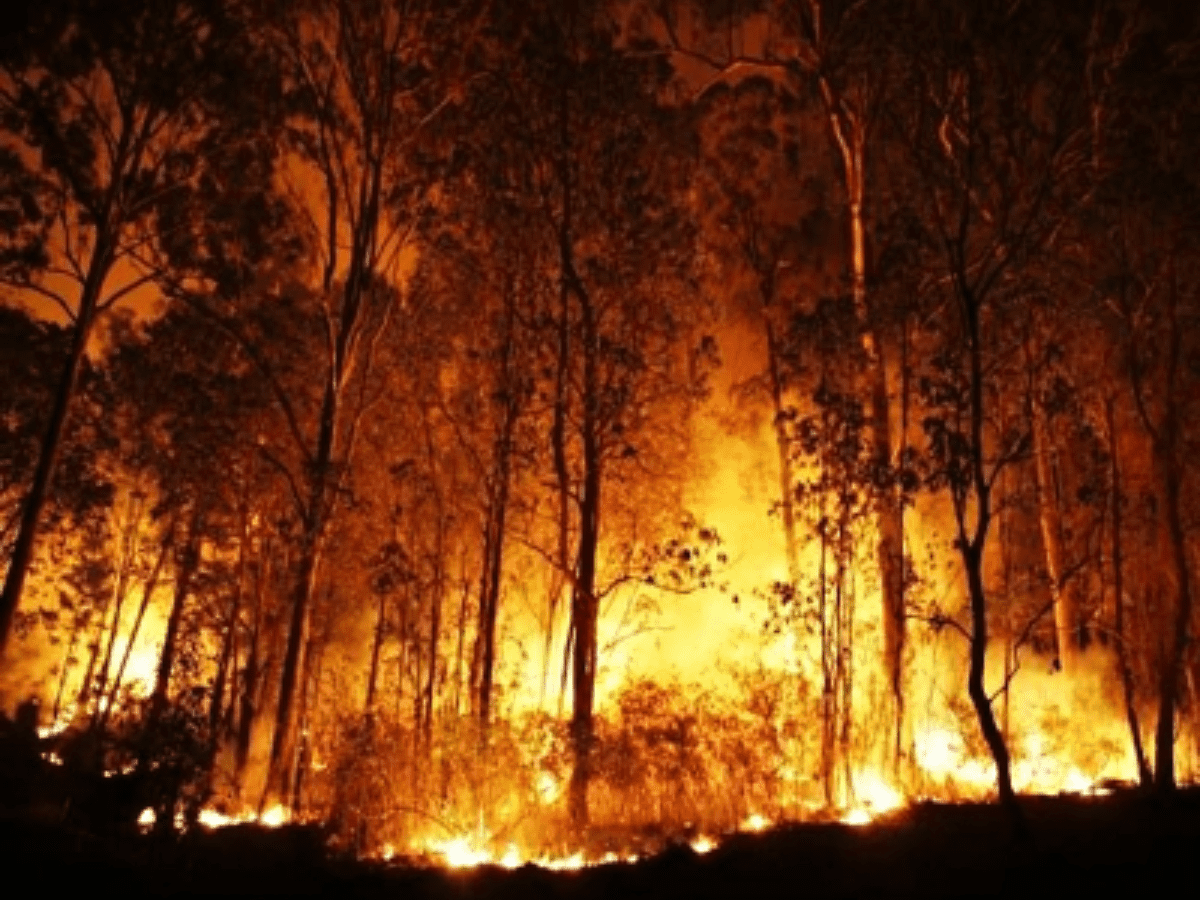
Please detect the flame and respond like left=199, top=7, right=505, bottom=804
left=195, top=804, right=291, bottom=830
left=416, top=835, right=617, bottom=871
left=740, top=812, right=771, bottom=833
left=842, top=770, right=906, bottom=825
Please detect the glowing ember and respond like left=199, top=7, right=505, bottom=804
left=690, top=835, right=718, bottom=854
left=412, top=832, right=638, bottom=871
left=740, top=813, right=770, bottom=833
left=841, top=808, right=874, bottom=826
left=195, top=804, right=291, bottom=830
left=260, top=805, right=291, bottom=827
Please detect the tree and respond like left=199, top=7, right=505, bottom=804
left=694, top=75, right=839, bottom=586
left=174, top=0, right=487, bottom=807
left=648, top=0, right=911, bottom=768
left=0, top=0, right=261, bottom=655
left=897, top=0, right=1101, bottom=828
left=478, top=1, right=706, bottom=828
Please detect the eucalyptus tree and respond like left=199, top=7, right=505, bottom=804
left=0, top=0, right=264, bottom=655
left=477, top=1, right=706, bottom=829
left=212, top=0, right=488, bottom=805
left=645, top=0, right=913, bottom=761
left=693, top=75, right=839, bottom=585
left=1076, top=1, right=1200, bottom=791
left=894, top=0, right=1102, bottom=827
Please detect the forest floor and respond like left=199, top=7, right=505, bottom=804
left=1, top=785, right=1198, bottom=898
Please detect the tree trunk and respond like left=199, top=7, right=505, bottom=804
left=818, top=81, right=905, bottom=762
left=365, top=591, right=387, bottom=713
left=1132, top=265, right=1192, bottom=795
left=478, top=289, right=520, bottom=735
left=266, top=520, right=321, bottom=804
left=267, top=373, right=339, bottom=805
left=235, top=540, right=269, bottom=785
left=211, top=494, right=250, bottom=738
left=764, top=314, right=800, bottom=583
left=477, top=434, right=512, bottom=734
left=1152, top=437, right=1192, bottom=793
left=91, top=489, right=144, bottom=722
left=97, top=527, right=172, bottom=734
left=1105, top=397, right=1151, bottom=786
left=0, top=235, right=113, bottom=656
left=964, top=546, right=1022, bottom=827
left=1031, top=389, right=1078, bottom=674
left=567, top=448, right=600, bottom=831
left=148, top=516, right=203, bottom=732
left=960, top=297, right=1022, bottom=834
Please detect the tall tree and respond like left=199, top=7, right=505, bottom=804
left=0, top=0, right=258, bottom=654
left=484, top=2, right=703, bottom=828
left=227, top=0, right=482, bottom=806
left=899, top=0, right=1099, bottom=827
left=649, top=0, right=911, bottom=765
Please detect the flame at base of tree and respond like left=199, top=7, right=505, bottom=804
left=177, top=636, right=1168, bottom=871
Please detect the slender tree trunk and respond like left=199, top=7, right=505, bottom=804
left=960, top=298, right=1022, bottom=834
left=566, top=226, right=601, bottom=833
left=1105, top=398, right=1151, bottom=785
left=365, top=591, right=387, bottom=713
left=819, top=512, right=834, bottom=807
left=91, top=490, right=143, bottom=721
left=453, top=572, right=469, bottom=716
left=964, top=547, right=1020, bottom=820
left=148, top=516, right=203, bottom=732
left=1152, top=435, right=1192, bottom=793
left=478, top=286, right=521, bottom=734
left=211, top=494, right=250, bottom=737
left=267, top=375, right=341, bottom=806
left=1031, top=385, right=1078, bottom=674
left=477, top=434, right=512, bottom=734
left=235, top=541, right=268, bottom=785
left=0, top=236, right=114, bottom=655
left=267, top=520, right=321, bottom=804
left=290, top=632, right=322, bottom=815
left=819, top=81, right=905, bottom=759
left=98, top=527, right=172, bottom=734
left=567, top=446, right=600, bottom=830
left=425, top=556, right=441, bottom=749
left=1130, top=265, right=1192, bottom=795
left=764, top=314, right=800, bottom=583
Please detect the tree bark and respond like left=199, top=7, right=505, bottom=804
left=365, top=591, right=387, bottom=713
left=818, top=77, right=906, bottom=762
left=211, top=493, right=250, bottom=737
left=960, top=293, right=1023, bottom=834
left=97, top=526, right=172, bottom=734
left=91, top=489, right=144, bottom=722
left=764, top=314, right=800, bottom=583
left=1105, top=397, right=1150, bottom=786
left=148, top=515, right=203, bottom=732
left=0, top=236, right=113, bottom=656
left=1031, top=387, right=1078, bottom=674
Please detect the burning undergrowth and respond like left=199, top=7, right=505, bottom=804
left=297, top=675, right=815, bottom=862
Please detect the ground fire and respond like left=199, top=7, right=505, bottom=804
left=1, top=0, right=1199, bottom=895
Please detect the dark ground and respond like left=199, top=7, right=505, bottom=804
left=1, top=787, right=1198, bottom=898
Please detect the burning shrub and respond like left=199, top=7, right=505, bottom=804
left=317, top=708, right=570, bottom=858
left=588, top=675, right=817, bottom=837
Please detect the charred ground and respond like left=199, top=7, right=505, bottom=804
left=3, top=719, right=1196, bottom=900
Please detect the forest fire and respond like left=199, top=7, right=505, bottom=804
left=1, top=1, right=1199, bottom=895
